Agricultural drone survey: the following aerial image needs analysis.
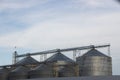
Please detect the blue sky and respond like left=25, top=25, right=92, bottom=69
left=0, top=0, right=120, bottom=75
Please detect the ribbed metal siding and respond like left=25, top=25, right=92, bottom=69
left=0, top=68, right=9, bottom=80
left=59, top=66, right=78, bottom=77
left=77, top=56, right=112, bottom=76
left=51, top=61, right=79, bottom=77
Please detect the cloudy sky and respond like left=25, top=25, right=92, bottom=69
left=0, top=0, right=120, bottom=75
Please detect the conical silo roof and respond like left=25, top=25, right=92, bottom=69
left=45, top=52, right=74, bottom=63
left=8, top=66, right=30, bottom=80
left=32, top=64, right=53, bottom=71
left=11, top=66, right=29, bottom=73
left=29, top=64, right=54, bottom=78
left=15, top=56, right=39, bottom=65
left=82, top=48, right=108, bottom=57
left=34, top=64, right=48, bottom=70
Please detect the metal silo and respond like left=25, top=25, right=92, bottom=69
left=8, top=66, right=29, bottom=80
left=29, top=63, right=54, bottom=78
left=45, top=52, right=79, bottom=77
left=76, top=48, right=112, bottom=76
left=0, top=67, right=9, bottom=80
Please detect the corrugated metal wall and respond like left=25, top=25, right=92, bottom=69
left=76, top=49, right=112, bottom=76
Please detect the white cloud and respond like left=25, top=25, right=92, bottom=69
left=70, top=0, right=120, bottom=8
left=0, top=0, right=50, bottom=10
left=0, top=12, right=120, bottom=49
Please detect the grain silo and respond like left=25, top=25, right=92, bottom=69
left=29, top=63, right=54, bottom=78
left=45, top=52, right=79, bottom=77
left=0, top=67, right=9, bottom=80
left=76, top=48, right=112, bottom=76
left=8, top=66, right=30, bottom=80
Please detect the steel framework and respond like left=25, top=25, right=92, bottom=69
left=14, top=44, right=110, bottom=62
left=0, top=44, right=110, bottom=68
